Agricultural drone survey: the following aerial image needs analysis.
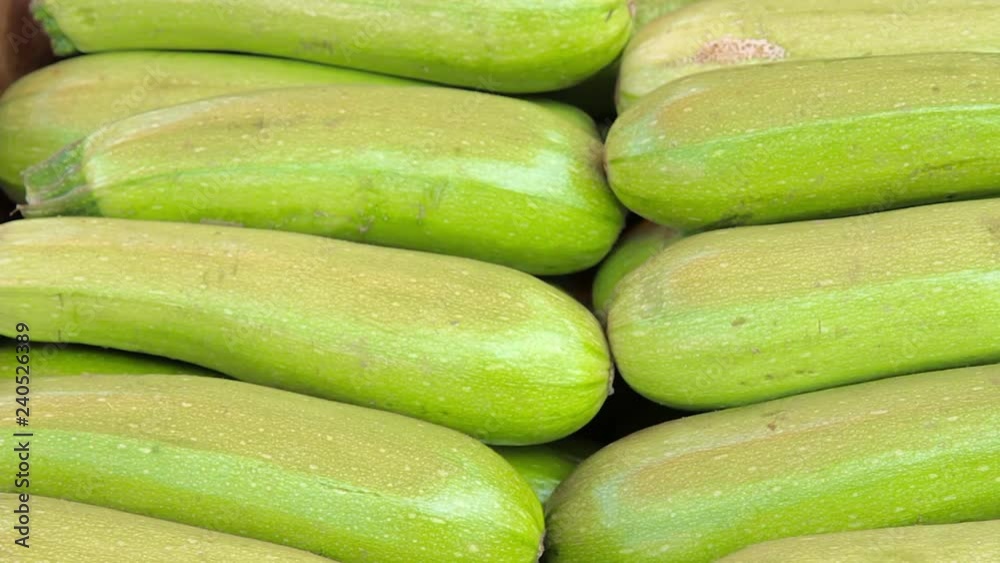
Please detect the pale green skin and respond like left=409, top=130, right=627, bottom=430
left=0, top=339, right=217, bottom=376
left=618, top=0, right=1000, bottom=110
left=546, top=365, right=1000, bottom=562
left=530, top=98, right=601, bottom=137
left=0, top=495, right=333, bottom=562
left=632, top=0, right=701, bottom=29
left=608, top=52, right=1000, bottom=231
left=33, top=0, right=633, bottom=94
left=0, top=375, right=544, bottom=562
left=23, top=85, right=623, bottom=275
left=0, top=50, right=415, bottom=201
left=592, top=221, right=679, bottom=320
left=719, top=520, right=1000, bottom=563
left=494, top=439, right=599, bottom=505
left=609, top=198, right=1000, bottom=410
left=0, top=218, right=611, bottom=445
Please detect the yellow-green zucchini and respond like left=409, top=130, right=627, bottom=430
left=618, top=0, right=1000, bottom=110
left=0, top=494, right=332, bottom=562
left=33, top=0, right=632, bottom=93
left=609, top=199, right=1000, bottom=409
left=607, top=53, right=1000, bottom=231
left=0, top=375, right=543, bottom=562
left=0, top=217, right=611, bottom=445
left=546, top=364, right=1000, bottom=562
left=22, top=85, right=623, bottom=275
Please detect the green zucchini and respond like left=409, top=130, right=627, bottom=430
left=21, top=85, right=623, bottom=275
left=592, top=221, right=680, bottom=320
left=607, top=53, right=1000, bottom=231
left=618, top=0, right=1000, bottom=110
left=0, top=375, right=543, bottom=562
left=0, top=339, right=217, bottom=377
left=0, top=494, right=332, bottom=562
left=0, top=217, right=611, bottom=445
left=545, top=364, right=1000, bottom=562
left=0, top=50, right=414, bottom=202
left=494, top=440, right=600, bottom=505
left=718, top=520, right=1000, bottom=563
left=32, top=0, right=633, bottom=94
left=609, top=198, right=1000, bottom=410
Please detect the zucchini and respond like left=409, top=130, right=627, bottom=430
left=719, top=520, right=1000, bottom=563
left=0, top=217, right=611, bottom=445
left=32, top=0, right=632, bottom=93
left=607, top=53, right=1000, bottom=231
left=546, top=364, right=1000, bottom=562
left=618, top=0, right=1000, bottom=110
left=0, top=494, right=332, bottom=562
left=609, top=198, right=1000, bottom=409
left=21, top=85, right=623, bottom=275
left=0, top=374, right=544, bottom=562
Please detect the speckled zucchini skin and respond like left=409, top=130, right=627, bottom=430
left=607, top=53, right=1000, bottom=231
left=546, top=365, right=1000, bottom=562
left=0, top=50, right=414, bottom=201
left=719, top=520, right=1000, bottom=563
left=0, top=494, right=333, bottom=562
left=592, top=221, right=680, bottom=320
left=0, top=375, right=544, bottom=562
left=618, top=0, right=1000, bottom=110
left=22, top=85, right=623, bottom=275
left=0, top=339, right=217, bottom=377
left=609, top=199, right=1000, bottom=409
left=32, top=0, right=632, bottom=93
left=0, top=218, right=611, bottom=445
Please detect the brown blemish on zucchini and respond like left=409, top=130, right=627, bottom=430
left=693, top=36, right=787, bottom=65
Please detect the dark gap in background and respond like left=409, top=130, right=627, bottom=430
left=1, top=191, right=14, bottom=223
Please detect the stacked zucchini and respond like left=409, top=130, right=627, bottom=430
left=1, top=0, right=998, bottom=561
